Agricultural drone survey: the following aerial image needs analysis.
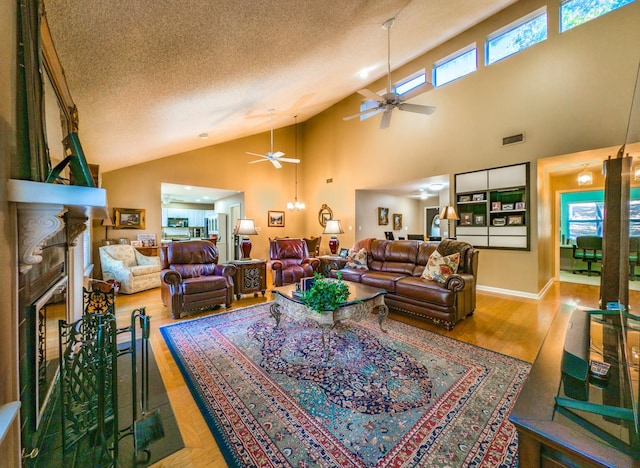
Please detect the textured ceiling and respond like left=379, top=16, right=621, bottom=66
left=44, top=0, right=516, bottom=172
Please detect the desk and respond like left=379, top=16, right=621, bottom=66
left=229, top=259, right=266, bottom=299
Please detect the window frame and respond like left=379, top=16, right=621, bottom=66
left=560, top=0, right=635, bottom=32
left=485, top=6, right=548, bottom=65
left=433, top=43, right=477, bottom=87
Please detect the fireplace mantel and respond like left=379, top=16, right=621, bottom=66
left=8, top=179, right=108, bottom=273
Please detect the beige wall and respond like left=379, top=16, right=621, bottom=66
left=0, top=0, right=21, bottom=464
left=100, top=0, right=640, bottom=296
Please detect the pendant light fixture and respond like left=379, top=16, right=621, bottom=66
left=287, top=115, right=305, bottom=211
left=577, top=163, right=593, bottom=186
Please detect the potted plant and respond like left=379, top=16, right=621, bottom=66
left=301, top=272, right=350, bottom=314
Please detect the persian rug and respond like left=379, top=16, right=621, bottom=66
left=161, top=303, right=530, bottom=467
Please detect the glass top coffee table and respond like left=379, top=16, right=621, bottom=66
left=271, top=281, right=388, bottom=357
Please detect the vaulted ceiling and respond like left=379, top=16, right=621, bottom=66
left=44, top=0, right=517, bottom=172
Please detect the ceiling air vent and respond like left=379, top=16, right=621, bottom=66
left=502, top=133, right=525, bottom=146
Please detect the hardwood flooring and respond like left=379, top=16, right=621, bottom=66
left=108, top=275, right=639, bottom=468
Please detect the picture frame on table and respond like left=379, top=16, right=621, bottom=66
left=268, top=210, right=285, bottom=227
left=472, top=193, right=485, bottom=201
left=515, top=202, right=526, bottom=210
left=508, top=215, right=523, bottom=225
left=502, top=203, right=514, bottom=211
left=458, top=195, right=472, bottom=203
left=491, top=201, right=502, bottom=211
left=493, top=217, right=506, bottom=226
left=339, top=248, right=349, bottom=258
left=474, top=214, right=485, bottom=225
left=114, top=208, right=146, bottom=229
left=460, top=212, right=473, bottom=225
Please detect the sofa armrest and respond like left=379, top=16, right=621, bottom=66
left=161, top=269, right=182, bottom=286
left=444, top=273, right=474, bottom=292
left=214, top=263, right=237, bottom=277
left=271, top=260, right=284, bottom=271
left=302, top=257, right=320, bottom=270
left=135, top=250, right=161, bottom=267
left=101, top=255, right=132, bottom=281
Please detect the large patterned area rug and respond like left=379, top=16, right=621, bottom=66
left=160, top=303, right=530, bottom=467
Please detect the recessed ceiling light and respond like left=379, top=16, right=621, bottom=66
left=358, top=68, right=371, bottom=79
left=198, top=133, right=208, bottom=139
left=196, top=199, right=201, bottom=202
left=185, top=186, right=192, bottom=190
left=203, top=196, right=210, bottom=199
left=429, top=183, right=444, bottom=191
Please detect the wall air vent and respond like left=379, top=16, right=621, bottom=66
left=502, top=133, right=525, bottom=146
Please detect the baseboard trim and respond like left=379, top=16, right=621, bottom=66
left=477, top=278, right=554, bottom=300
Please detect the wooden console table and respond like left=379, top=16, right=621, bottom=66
left=229, top=259, right=266, bottom=299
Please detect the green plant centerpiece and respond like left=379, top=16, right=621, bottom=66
left=301, top=272, right=350, bottom=314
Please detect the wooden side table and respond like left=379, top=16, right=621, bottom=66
left=318, top=255, right=348, bottom=277
left=230, top=259, right=266, bottom=299
left=135, top=246, right=159, bottom=257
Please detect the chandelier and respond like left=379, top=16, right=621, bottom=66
left=287, top=116, right=305, bottom=211
left=577, top=163, right=593, bottom=186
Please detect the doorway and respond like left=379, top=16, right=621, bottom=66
left=424, top=206, right=441, bottom=239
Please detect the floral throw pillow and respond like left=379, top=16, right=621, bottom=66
left=421, top=250, right=460, bottom=283
left=346, top=248, right=369, bottom=270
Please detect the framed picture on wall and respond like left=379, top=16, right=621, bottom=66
left=268, top=210, right=285, bottom=227
left=114, top=208, right=146, bottom=229
left=393, top=214, right=402, bottom=230
left=378, top=207, right=389, bottom=225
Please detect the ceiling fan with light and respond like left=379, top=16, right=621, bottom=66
left=343, top=17, right=436, bottom=129
left=246, top=109, right=300, bottom=169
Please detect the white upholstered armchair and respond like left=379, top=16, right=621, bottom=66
left=99, top=244, right=162, bottom=294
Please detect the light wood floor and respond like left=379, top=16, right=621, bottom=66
left=108, top=276, right=639, bottom=468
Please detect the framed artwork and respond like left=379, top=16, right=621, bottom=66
left=318, top=204, right=333, bottom=227
left=458, top=195, right=472, bottom=203
left=474, top=214, right=485, bottom=225
left=508, top=215, right=523, bottom=225
left=516, top=202, right=526, bottom=210
left=472, top=193, right=484, bottom=201
left=393, top=214, right=402, bottom=230
left=493, top=217, right=506, bottom=226
left=460, top=212, right=473, bottom=225
left=502, top=203, right=514, bottom=211
left=491, top=201, right=502, bottom=211
left=378, top=207, right=389, bottom=225
left=268, top=210, right=285, bottom=227
left=114, top=208, right=145, bottom=229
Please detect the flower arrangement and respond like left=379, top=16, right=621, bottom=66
left=301, top=272, right=350, bottom=314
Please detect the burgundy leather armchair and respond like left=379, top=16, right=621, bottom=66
left=270, top=238, right=320, bottom=286
left=160, top=240, right=237, bottom=319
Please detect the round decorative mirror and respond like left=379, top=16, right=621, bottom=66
left=318, top=204, right=333, bottom=227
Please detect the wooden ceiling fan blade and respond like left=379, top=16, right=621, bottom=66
left=380, top=109, right=393, bottom=129
left=400, top=82, right=434, bottom=101
left=357, top=88, right=384, bottom=102
left=398, top=103, right=436, bottom=115
left=278, top=158, right=300, bottom=163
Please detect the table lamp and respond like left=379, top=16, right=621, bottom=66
left=439, top=206, right=459, bottom=239
left=323, top=219, right=344, bottom=255
left=101, top=216, right=114, bottom=244
left=233, top=218, right=258, bottom=259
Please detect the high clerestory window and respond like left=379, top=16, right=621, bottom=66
left=560, top=0, right=635, bottom=32
left=433, top=44, right=477, bottom=87
left=486, top=7, right=548, bottom=65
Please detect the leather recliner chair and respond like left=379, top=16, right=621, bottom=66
left=270, top=238, right=320, bottom=287
left=160, top=240, right=237, bottom=319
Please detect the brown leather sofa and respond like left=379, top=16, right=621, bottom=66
left=160, top=240, right=237, bottom=319
left=270, top=238, right=320, bottom=286
left=330, top=238, right=479, bottom=330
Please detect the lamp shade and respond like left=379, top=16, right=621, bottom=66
left=233, top=218, right=258, bottom=236
left=323, top=219, right=344, bottom=235
left=101, top=217, right=114, bottom=227
left=439, top=206, right=459, bottom=220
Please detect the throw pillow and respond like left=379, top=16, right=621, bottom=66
left=421, top=250, right=460, bottom=283
left=346, top=247, right=369, bottom=270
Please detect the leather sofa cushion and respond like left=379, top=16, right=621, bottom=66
left=130, top=264, right=161, bottom=276
left=333, top=267, right=366, bottom=282
left=182, top=275, right=228, bottom=295
left=395, top=276, right=456, bottom=307
left=281, top=264, right=315, bottom=284
left=359, top=270, right=407, bottom=292
left=171, top=263, right=218, bottom=279
left=165, top=240, right=218, bottom=266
